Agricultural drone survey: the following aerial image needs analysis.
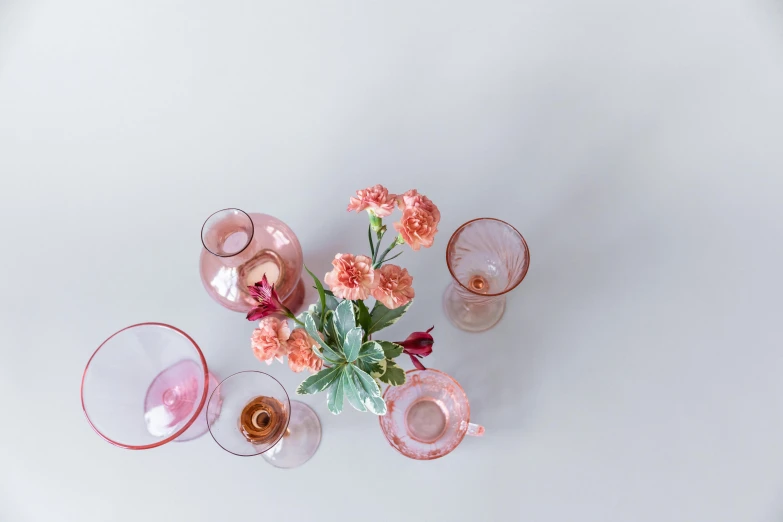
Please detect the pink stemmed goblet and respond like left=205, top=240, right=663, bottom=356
left=379, top=369, right=484, bottom=460
left=206, top=371, right=322, bottom=469
left=443, top=218, right=530, bottom=332
left=81, top=323, right=219, bottom=449
left=199, top=208, right=306, bottom=315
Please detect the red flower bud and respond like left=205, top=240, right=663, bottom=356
left=396, top=326, right=434, bottom=370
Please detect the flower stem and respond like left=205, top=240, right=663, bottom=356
left=285, top=309, right=304, bottom=326
left=367, top=225, right=375, bottom=259
left=372, top=228, right=386, bottom=264
left=374, top=234, right=404, bottom=268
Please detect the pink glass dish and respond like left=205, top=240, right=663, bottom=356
left=199, top=208, right=306, bottom=314
left=379, top=369, right=484, bottom=460
left=81, top=323, right=219, bottom=449
left=206, top=371, right=322, bottom=469
left=443, top=218, right=530, bottom=332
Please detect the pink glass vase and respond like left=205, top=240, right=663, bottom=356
left=199, top=208, right=305, bottom=315
left=379, top=369, right=484, bottom=460
left=81, top=323, right=220, bottom=449
left=443, top=218, right=530, bottom=332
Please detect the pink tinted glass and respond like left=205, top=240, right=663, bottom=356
left=444, top=218, right=530, bottom=331
left=206, top=371, right=291, bottom=457
left=379, top=369, right=484, bottom=460
left=205, top=372, right=322, bottom=468
left=81, top=323, right=217, bottom=449
left=199, top=209, right=305, bottom=314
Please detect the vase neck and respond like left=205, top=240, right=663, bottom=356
left=201, top=208, right=254, bottom=258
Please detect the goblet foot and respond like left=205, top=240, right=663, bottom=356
left=442, top=283, right=506, bottom=332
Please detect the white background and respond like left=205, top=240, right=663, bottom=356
left=1, top=1, right=783, bottom=521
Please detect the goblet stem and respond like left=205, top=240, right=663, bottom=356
left=443, top=282, right=506, bottom=332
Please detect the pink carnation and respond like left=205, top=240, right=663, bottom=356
left=251, top=316, right=291, bottom=365
left=347, top=184, right=397, bottom=218
left=324, top=253, right=378, bottom=300
left=286, top=328, right=324, bottom=374
left=393, top=206, right=440, bottom=251
left=372, top=264, right=415, bottom=309
left=396, top=189, right=440, bottom=220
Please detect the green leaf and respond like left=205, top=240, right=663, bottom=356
left=352, top=364, right=382, bottom=398
left=334, top=299, right=356, bottom=347
left=342, top=367, right=367, bottom=412
left=355, top=300, right=371, bottom=337
left=368, top=300, right=413, bottom=334
left=355, top=357, right=383, bottom=376
left=369, top=358, right=386, bottom=378
left=315, top=294, right=339, bottom=315
left=326, top=367, right=345, bottom=414
left=342, top=327, right=363, bottom=362
left=303, top=312, right=343, bottom=363
left=296, top=365, right=342, bottom=395
left=298, top=309, right=313, bottom=324
left=351, top=369, right=387, bottom=415
left=377, top=341, right=403, bottom=360
left=308, top=338, right=341, bottom=365
left=381, top=251, right=403, bottom=264
left=368, top=225, right=375, bottom=259
left=305, top=265, right=327, bottom=330
left=323, top=310, right=337, bottom=344
left=325, top=294, right=339, bottom=311
left=357, top=341, right=385, bottom=365
left=378, top=359, right=406, bottom=386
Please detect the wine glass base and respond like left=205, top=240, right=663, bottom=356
left=262, top=401, right=321, bottom=469
left=442, top=284, right=506, bottom=332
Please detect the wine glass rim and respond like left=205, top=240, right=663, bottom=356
left=379, top=368, right=472, bottom=460
left=446, top=217, right=530, bottom=297
left=200, top=208, right=255, bottom=258
left=80, top=322, right=210, bottom=450
left=206, top=370, right=292, bottom=457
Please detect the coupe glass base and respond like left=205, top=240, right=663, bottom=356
left=174, top=371, right=220, bottom=442
left=143, top=360, right=220, bottom=443
left=262, top=401, right=321, bottom=469
left=442, top=284, right=506, bottom=332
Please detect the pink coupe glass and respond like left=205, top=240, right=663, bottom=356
left=206, top=371, right=322, bottom=469
left=81, top=323, right=219, bottom=449
left=443, top=218, right=530, bottom=332
left=199, top=208, right=305, bottom=314
left=379, top=369, right=484, bottom=460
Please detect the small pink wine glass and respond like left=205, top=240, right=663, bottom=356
left=199, top=208, right=306, bottom=315
left=443, top=218, right=530, bottom=332
left=81, top=323, right=220, bottom=449
left=206, top=371, right=322, bottom=469
left=379, top=369, right=484, bottom=460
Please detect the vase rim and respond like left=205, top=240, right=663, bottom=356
left=201, top=208, right=255, bottom=258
